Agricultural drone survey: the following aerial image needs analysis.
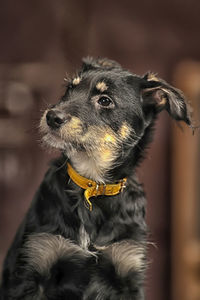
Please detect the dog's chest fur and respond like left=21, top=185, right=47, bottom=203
left=79, top=223, right=91, bottom=251
left=69, top=151, right=108, bottom=183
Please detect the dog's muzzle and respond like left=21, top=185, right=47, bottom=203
left=46, top=109, right=71, bottom=130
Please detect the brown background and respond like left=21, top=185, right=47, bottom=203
left=0, top=1, right=200, bottom=299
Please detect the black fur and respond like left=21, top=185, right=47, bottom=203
left=0, top=57, right=192, bottom=299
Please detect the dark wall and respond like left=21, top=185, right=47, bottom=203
left=0, top=1, right=200, bottom=299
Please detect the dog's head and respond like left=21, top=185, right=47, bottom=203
left=40, top=57, right=192, bottom=182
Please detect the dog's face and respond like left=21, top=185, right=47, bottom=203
left=40, top=57, right=192, bottom=182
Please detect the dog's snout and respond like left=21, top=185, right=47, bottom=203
left=46, top=110, right=71, bottom=129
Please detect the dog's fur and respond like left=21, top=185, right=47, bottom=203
left=0, top=57, right=192, bottom=299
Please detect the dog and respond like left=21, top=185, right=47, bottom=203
left=0, top=57, right=192, bottom=299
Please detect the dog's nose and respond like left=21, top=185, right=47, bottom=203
left=46, top=110, right=69, bottom=129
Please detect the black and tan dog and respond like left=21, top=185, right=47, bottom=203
left=0, top=57, right=192, bottom=299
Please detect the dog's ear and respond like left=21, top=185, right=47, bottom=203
left=141, top=72, right=192, bottom=125
left=82, top=57, right=121, bottom=72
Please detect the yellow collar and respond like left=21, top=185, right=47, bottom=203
left=67, top=163, right=127, bottom=211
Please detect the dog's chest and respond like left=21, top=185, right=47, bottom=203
left=78, top=224, right=91, bottom=250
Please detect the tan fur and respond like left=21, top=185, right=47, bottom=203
left=104, top=133, right=116, bottom=144
left=97, top=58, right=116, bottom=68
left=147, top=72, right=159, bottom=81
left=72, top=77, right=81, bottom=85
left=96, top=81, right=108, bottom=92
left=60, top=117, right=83, bottom=139
left=100, top=148, right=112, bottom=163
left=119, top=122, right=131, bottom=139
left=69, top=117, right=83, bottom=130
left=158, top=96, right=167, bottom=106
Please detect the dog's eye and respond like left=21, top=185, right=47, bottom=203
left=98, top=96, right=113, bottom=107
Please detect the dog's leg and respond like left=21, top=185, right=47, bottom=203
left=1, top=232, right=96, bottom=300
left=9, top=233, right=96, bottom=300
left=84, top=241, right=146, bottom=300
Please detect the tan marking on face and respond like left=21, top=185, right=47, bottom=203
left=60, top=117, right=83, bottom=140
left=147, top=72, right=159, bottom=82
left=96, top=81, right=108, bottom=92
left=100, top=148, right=112, bottom=162
left=69, top=117, right=83, bottom=129
left=72, top=77, right=81, bottom=85
left=104, top=133, right=116, bottom=144
left=82, top=128, right=117, bottom=146
left=98, top=58, right=115, bottom=68
left=119, top=122, right=131, bottom=139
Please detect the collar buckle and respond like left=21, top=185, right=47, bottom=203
left=67, top=163, right=127, bottom=212
left=120, top=178, right=127, bottom=192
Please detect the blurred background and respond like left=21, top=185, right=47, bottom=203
left=0, top=0, right=200, bottom=299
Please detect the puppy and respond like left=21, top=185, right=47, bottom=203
left=0, top=57, right=192, bottom=300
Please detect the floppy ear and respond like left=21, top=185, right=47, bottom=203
left=82, top=57, right=121, bottom=72
left=141, top=72, right=192, bottom=126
